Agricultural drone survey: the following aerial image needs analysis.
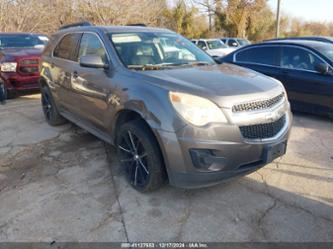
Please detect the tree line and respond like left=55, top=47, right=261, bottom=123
left=0, top=0, right=332, bottom=41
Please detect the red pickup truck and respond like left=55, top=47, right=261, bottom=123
left=0, top=33, right=48, bottom=98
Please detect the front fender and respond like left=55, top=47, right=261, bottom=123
left=109, top=83, right=186, bottom=134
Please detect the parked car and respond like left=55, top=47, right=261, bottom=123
left=220, top=37, right=251, bottom=48
left=40, top=22, right=292, bottom=192
left=192, top=39, right=235, bottom=57
left=221, top=40, right=333, bottom=118
left=0, top=33, right=48, bottom=98
left=266, top=36, right=333, bottom=45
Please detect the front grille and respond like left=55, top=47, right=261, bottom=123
left=19, top=66, right=39, bottom=74
left=232, top=93, right=284, bottom=113
left=239, top=115, right=286, bottom=139
left=18, top=58, right=39, bottom=75
left=20, top=59, right=39, bottom=65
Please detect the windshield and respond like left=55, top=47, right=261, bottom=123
left=0, top=34, right=46, bottom=49
left=109, top=32, right=215, bottom=70
left=316, top=44, right=333, bottom=61
left=237, top=39, right=250, bottom=46
left=207, top=40, right=227, bottom=49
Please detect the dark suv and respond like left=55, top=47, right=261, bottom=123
left=40, top=23, right=292, bottom=192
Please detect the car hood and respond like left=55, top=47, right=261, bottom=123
left=0, top=47, right=43, bottom=60
left=136, top=63, right=284, bottom=108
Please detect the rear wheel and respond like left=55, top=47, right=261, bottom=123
left=116, top=119, right=166, bottom=192
left=41, top=86, right=66, bottom=126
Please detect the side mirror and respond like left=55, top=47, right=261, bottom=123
left=80, top=55, right=109, bottom=69
left=315, top=63, right=330, bottom=75
left=202, top=46, right=207, bottom=50
left=231, top=42, right=238, bottom=47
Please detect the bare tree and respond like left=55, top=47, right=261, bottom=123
left=192, top=0, right=216, bottom=30
left=0, top=0, right=167, bottom=34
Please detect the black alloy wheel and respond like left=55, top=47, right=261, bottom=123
left=41, top=86, right=66, bottom=126
left=42, top=89, right=52, bottom=121
left=116, top=120, right=166, bottom=192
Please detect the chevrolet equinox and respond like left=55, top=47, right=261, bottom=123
left=40, top=23, right=292, bottom=192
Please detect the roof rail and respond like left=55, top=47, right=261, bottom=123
left=126, top=23, right=147, bottom=27
left=59, top=21, right=93, bottom=30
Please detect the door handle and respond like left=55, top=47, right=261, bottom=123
left=72, top=71, right=78, bottom=79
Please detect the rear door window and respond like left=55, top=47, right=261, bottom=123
left=235, top=46, right=280, bottom=66
left=78, top=33, right=107, bottom=63
left=197, top=41, right=207, bottom=49
left=53, top=33, right=81, bottom=61
left=228, top=39, right=237, bottom=47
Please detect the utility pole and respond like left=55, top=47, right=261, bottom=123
left=276, top=0, right=281, bottom=38
left=208, top=11, right=213, bottom=31
left=207, top=1, right=213, bottom=31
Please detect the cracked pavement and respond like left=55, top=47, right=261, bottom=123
left=0, top=94, right=332, bottom=242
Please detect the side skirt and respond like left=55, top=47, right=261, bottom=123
left=60, top=110, right=114, bottom=146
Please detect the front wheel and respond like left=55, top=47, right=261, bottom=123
left=41, top=86, right=66, bottom=126
left=116, top=119, right=166, bottom=192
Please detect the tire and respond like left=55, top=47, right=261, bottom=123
left=0, top=84, right=5, bottom=102
left=116, top=119, right=166, bottom=192
left=41, top=86, right=66, bottom=126
left=1, top=83, right=13, bottom=100
left=5, top=88, right=16, bottom=99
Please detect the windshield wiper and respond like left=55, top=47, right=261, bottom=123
left=127, top=63, right=183, bottom=71
left=128, top=64, right=163, bottom=70
left=187, top=61, right=211, bottom=66
left=127, top=61, right=212, bottom=71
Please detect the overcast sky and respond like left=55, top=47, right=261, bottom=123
left=268, top=0, right=333, bottom=22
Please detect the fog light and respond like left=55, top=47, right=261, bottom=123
left=190, top=149, right=227, bottom=170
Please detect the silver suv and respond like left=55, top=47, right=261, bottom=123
left=40, top=23, right=292, bottom=192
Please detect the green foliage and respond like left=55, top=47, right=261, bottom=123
left=162, top=0, right=207, bottom=38
left=213, top=0, right=276, bottom=41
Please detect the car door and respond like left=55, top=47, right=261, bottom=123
left=68, top=32, right=112, bottom=130
left=280, top=46, right=333, bottom=115
left=51, top=32, right=82, bottom=113
left=233, top=45, right=283, bottom=83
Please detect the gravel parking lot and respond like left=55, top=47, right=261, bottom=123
left=0, top=94, right=332, bottom=242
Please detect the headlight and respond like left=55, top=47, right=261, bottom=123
left=0, top=62, right=17, bottom=72
left=169, top=92, right=227, bottom=126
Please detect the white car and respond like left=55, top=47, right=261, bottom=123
left=220, top=37, right=251, bottom=48
left=192, top=39, right=236, bottom=58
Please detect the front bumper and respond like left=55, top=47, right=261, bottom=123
left=156, top=110, right=292, bottom=188
left=1, top=73, right=40, bottom=92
